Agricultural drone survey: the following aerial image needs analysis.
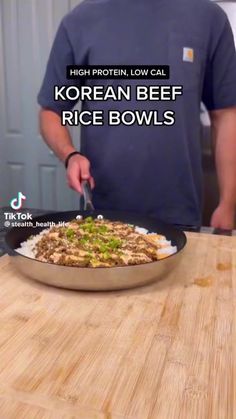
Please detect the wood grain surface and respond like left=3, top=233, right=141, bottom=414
left=0, top=233, right=235, bottom=419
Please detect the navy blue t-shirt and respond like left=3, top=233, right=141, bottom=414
left=38, top=0, right=236, bottom=227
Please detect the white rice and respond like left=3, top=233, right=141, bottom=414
left=157, top=246, right=177, bottom=256
left=158, top=239, right=172, bottom=246
left=134, top=226, right=177, bottom=257
left=134, top=226, right=149, bottom=235
left=16, top=229, right=50, bottom=259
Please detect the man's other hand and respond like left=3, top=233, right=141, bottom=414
left=210, top=203, right=235, bottom=230
left=66, top=154, right=95, bottom=194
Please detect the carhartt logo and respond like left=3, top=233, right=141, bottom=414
left=183, top=47, right=194, bottom=63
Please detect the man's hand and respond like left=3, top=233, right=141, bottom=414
left=210, top=203, right=235, bottom=230
left=210, top=107, right=236, bottom=230
left=66, top=154, right=95, bottom=194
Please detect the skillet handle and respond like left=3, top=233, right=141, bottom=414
left=82, top=181, right=95, bottom=212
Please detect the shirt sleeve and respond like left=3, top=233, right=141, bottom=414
left=37, top=20, right=81, bottom=114
left=202, top=14, right=236, bottom=111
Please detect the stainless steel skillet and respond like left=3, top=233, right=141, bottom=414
left=5, top=209, right=187, bottom=291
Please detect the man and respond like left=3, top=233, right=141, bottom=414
left=38, top=0, right=236, bottom=230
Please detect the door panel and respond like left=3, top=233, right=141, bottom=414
left=0, top=0, right=83, bottom=211
left=39, top=165, right=58, bottom=211
left=7, top=163, right=26, bottom=199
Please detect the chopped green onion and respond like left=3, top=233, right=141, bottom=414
left=85, top=217, right=94, bottom=223
left=66, top=228, right=75, bottom=240
left=103, top=252, right=112, bottom=260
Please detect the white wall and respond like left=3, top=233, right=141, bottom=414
left=219, top=2, right=236, bottom=45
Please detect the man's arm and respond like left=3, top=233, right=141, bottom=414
left=39, top=109, right=94, bottom=194
left=210, top=107, right=236, bottom=229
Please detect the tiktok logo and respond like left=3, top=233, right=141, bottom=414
left=10, top=192, right=26, bottom=211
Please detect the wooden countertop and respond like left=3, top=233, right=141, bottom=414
left=0, top=232, right=235, bottom=419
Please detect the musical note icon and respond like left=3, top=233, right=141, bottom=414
left=10, top=192, right=26, bottom=211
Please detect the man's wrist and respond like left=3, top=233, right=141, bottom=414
left=64, top=151, right=83, bottom=169
left=61, top=146, right=77, bottom=162
left=219, top=199, right=236, bottom=210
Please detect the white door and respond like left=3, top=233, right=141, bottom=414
left=0, top=0, right=82, bottom=211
